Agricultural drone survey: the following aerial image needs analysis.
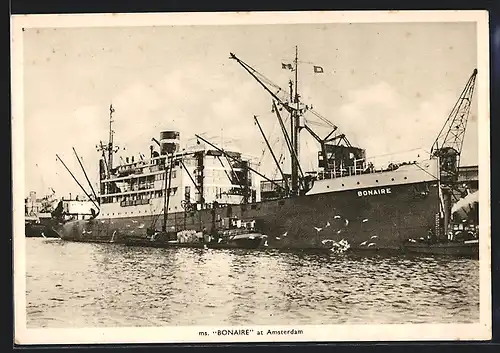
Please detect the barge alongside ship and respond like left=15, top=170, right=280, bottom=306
left=53, top=49, right=479, bottom=254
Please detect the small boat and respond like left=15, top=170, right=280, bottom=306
left=403, top=239, right=479, bottom=258
left=122, top=230, right=266, bottom=250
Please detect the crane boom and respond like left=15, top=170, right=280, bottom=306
left=431, top=68, right=478, bottom=183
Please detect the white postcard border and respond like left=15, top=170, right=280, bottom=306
left=11, top=10, right=491, bottom=345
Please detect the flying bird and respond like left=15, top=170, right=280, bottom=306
left=282, top=231, right=288, bottom=237
left=138, top=223, right=145, bottom=229
left=276, top=237, right=281, bottom=240
left=325, top=221, right=331, bottom=228
left=334, top=215, right=341, bottom=219
left=264, top=240, right=268, bottom=247
left=337, top=229, right=342, bottom=234
left=132, top=220, right=138, bottom=223
left=360, top=241, right=367, bottom=246
left=367, top=243, right=376, bottom=247
left=321, top=239, right=335, bottom=245
left=344, top=219, right=349, bottom=226
left=313, top=226, right=323, bottom=232
left=362, top=219, right=369, bottom=223
left=370, top=235, right=378, bottom=239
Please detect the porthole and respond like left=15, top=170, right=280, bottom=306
left=327, top=185, right=330, bottom=188
left=376, top=180, right=379, bottom=182
left=341, top=184, right=345, bottom=187
left=404, top=177, right=407, bottom=180
left=356, top=182, right=360, bottom=185
left=391, top=178, right=394, bottom=181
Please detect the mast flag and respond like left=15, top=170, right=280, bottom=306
left=282, top=63, right=294, bottom=71
left=313, top=65, right=324, bottom=74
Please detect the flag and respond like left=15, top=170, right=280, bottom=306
left=313, top=65, right=324, bottom=74
left=282, top=63, right=294, bottom=71
left=110, top=104, right=115, bottom=114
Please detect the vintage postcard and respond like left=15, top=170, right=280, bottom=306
left=11, top=10, right=491, bottom=345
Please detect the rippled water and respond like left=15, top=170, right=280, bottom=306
left=24, top=238, right=479, bottom=328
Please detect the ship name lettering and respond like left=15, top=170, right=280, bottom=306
left=357, top=188, right=391, bottom=197
left=216, top=329, right=253, bottom=336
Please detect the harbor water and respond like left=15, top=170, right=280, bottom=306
left=25, top=238, right=479, bottom=328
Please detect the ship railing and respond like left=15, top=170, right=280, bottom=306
left=316, top=159, right=420, bottom=181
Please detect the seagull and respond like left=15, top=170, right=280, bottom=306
left=282, top=231, right=288, bottom=237
left=370, top=235, right=378, bottom=239
left=362, top=219, right=369, bottom=223
left=408, top=238, right=416, bottom=243
left=249, top=236, right=255, bottom=240
left=126, top=224, right=131, bottom=227
left=360, top=240, right=368, bottom=246
left=132, top=220, right=138, bottom=223
left=138, top=223, right=145, bottom=229
left=218, top=238, right=222, bottom=243
left=203, top=244, right=208, bottom=249
left=82, top=230, right=87, bottom=234
left=344, top=219, right=349, bottom=226
left=367, top=243, right=376, bottom=247
left=325, top=221, right=331, bottom=228
left=264, top=240, right=268, bottom=247
left=101, top=220, right=105, bottom=223
left=334, top=215, right=341, bottom=219
left=276, top=237, right=281, bottom=240
left=87, top=231, right=92, bottom=234
left=337, top=229, right=342, bottom=234
left=313, top=226, right=323, bottom=232
left=130, top=230, right=135, bottom=234
left=321, top=239, right=335, bottom=245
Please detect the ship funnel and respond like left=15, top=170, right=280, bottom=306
left=160, top=130, right=180, bottom=155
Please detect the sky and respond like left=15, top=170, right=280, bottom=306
left=22, top=21, right=478, bottom=198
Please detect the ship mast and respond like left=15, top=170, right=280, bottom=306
left=162, top=154, right=174, bottom=232
left=291, top=45, right=301, bottom=195
left=108, top=104, right=115, bottom=172
left=96, top=104, right=119, bottom=180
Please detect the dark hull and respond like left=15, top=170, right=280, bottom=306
left=25, top=222, right=60, bottom=238
left=403, top=241, right=479, bottom=258
left=55, top=180, right=441, bottom=251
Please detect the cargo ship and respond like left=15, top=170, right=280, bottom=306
left=52, top=48, right=478, bottom=253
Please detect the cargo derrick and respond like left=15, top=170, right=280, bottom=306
left=230, top=47, right=363, bottom=197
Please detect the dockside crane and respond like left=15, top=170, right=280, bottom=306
left=430, top=68, right=478, bottom=185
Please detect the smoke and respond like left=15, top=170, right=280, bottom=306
left=451, top=190, right=479, bottom=215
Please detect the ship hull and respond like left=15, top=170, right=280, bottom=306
left=55, top=180, right=441, bottom=251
